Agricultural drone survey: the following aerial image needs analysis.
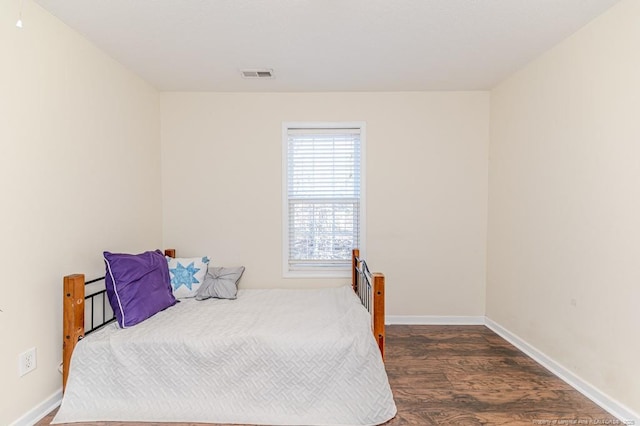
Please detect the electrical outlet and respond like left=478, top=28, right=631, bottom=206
left=18, top=347, right=37, bottom=377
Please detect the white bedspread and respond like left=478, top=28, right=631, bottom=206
left=53, top=286, right=396, bottom=425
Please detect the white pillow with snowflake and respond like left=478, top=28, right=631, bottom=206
left=166, top=256, right=210, bottom=299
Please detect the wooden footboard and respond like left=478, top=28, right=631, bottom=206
left=352, top=249, right=386, bottom=359
left=62, top=249, right=176, bottom=391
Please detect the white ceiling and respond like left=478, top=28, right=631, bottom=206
left=33, top=0, right=621, bottom=92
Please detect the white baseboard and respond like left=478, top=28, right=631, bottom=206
left=485, top=317, right=639, bottom=426
left=10, top=388, right=62, bottom=426
left=386, top=315, right=485, bottom=325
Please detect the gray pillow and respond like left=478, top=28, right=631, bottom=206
left=195, top=266, right=245, bottom=300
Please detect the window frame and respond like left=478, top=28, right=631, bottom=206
left=282, top=121, right=366, bottom=278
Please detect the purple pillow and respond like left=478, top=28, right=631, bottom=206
left=104, top=250, right=177, bottom=328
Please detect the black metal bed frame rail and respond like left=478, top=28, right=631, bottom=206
left=84, top=276, right=115, bottom=334
left=355, top=256, right=372, bottom=314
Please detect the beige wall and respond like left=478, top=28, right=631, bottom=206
left=9, top=0, right=638, bottom=421
left=161, top=92, right=489, bottom=316
left=0, top=1, right=162, bottom=424
left=488, top=0, right=640, bottom=415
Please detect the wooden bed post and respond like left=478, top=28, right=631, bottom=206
left=164, top=248, right=176, bottom=258
left=63, top=274, right=85, bottom=392
left=351, top=248, right=359, bottom=292
left=372, top=273, right=386, bottom=360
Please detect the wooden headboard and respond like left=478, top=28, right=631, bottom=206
left=62, top=249, right=176, bottom=391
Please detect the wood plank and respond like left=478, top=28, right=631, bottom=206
left=372, top=272, right=385, bottom=359
left=62, top=274, right=85, bottom=392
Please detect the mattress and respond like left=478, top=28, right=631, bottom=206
left=53, top=285, right=397, bottom=425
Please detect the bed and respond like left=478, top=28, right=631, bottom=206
left=54, top=249, right=396, bottom=425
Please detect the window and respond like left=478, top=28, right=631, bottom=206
left=283, top=122, right=365, bottom=277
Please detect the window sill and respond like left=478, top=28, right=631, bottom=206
left=283, top=269, right=351, bottom=279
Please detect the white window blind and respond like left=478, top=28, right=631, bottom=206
left=284, top=125, right=363, bottom=274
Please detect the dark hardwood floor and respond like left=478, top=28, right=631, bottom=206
left=383, top=325, right=617, bottom=425
left=39, top=325, right=619, bottom=425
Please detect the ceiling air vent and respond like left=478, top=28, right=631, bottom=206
left=241, top=68, right=274, bottom=79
